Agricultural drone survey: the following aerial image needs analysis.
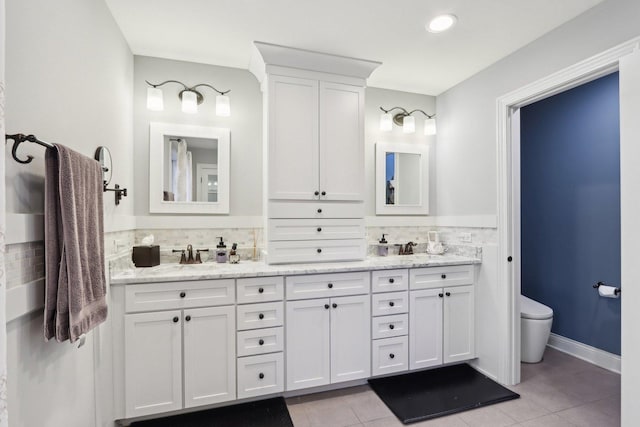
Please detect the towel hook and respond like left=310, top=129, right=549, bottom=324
left=6, top=133, right=54, bottom=164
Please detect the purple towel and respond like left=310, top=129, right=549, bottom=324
left=44, top=144, right=107, bottom=343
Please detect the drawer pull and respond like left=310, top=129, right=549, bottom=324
left=314, top=191, right=320, bottom=196
left=259, top=373, right=265, bottom=379
left=321, top=191, right=326, bottom=196
left=317, top=208, right=322, bottom=213
left=185, top=315, right=191, bottom=322
left=258, top=313, right=265, bottom=320
left=438, top=293, right=444, bottom=298
left=446, top=292, right=451, bottom=297
left=180, top=292, right=186, bottom=298
left=332, top=303, right=338, bottom=309
left=389, top=278, right=395, bottom=284
left=324, top=304, right=330, bottom=309
left=441, top=274, right=447, bottom=279
left=258, top=287, right=264, bottom=294
left=317, top=227, right=322, bottom=232
left=389, top=301, right=395, bottom=307
left=172, top=316, right=179, bottom=323
left=389, top=353, right=395, bottom=359
left=327, top=283, right=333, bottom=289
left=258, top=339, right=264, bottom=346
left=317, top=248, right=322, bottom=253
left=389, top=324, right=395, bottom=330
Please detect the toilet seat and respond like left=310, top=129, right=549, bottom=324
left=520, top=295, right=553, bottom=320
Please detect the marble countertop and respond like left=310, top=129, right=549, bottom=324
left=110, top=254, right=481, bottom=285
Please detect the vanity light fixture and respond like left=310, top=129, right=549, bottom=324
left=145, top=80, right=231, bottom=117
left=379, top=106, right=436, bottom=135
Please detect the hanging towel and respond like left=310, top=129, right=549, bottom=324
left=44, top=144, right=107, bottom=343
left=174, top=139, right=189, bottom=201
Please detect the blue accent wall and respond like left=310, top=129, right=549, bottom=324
left=520, top=72, right=621, bottom=355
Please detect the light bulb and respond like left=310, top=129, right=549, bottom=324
left=146, top=87, right=164, bottom=111
left=380, top=112, right=392, bottom=131
left=216, top=95, right=231, bottom=117
left=181, top=91, right=198, bottom=114
left=403, top=115, right=415, bottom=134
left=424, top=118, right=437, bottom=136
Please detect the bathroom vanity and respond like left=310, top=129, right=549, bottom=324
left=109, top=255, right=479, bottom=422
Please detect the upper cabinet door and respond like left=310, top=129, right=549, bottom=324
left=319, top=82, right=365, bottom=201
left=268, top=75, right=319, bottom=200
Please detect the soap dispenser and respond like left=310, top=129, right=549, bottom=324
left=216, top=237, right=228, bottom=263
left=229, top=243, right=240, bottom=264
left=378, top=234, right=389, bottom=257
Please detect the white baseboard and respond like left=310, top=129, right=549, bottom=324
left=547, top=333, right=621, bottom=374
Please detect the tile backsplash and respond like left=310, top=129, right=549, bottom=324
left=4, top=242, right=45, bottom=289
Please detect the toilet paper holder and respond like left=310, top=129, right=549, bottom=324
left=593, top=281, right=621, bottom=296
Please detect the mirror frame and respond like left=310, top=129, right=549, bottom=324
left=375, top=141, right=429, bottom=215
left=149, top=122, right=230, bottom=214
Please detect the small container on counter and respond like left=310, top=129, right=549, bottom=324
left=216, top=237, right=228, bottom=263
left=229, top=243, right=240, bottom=264
left=377, top=234, right=389, bottom=257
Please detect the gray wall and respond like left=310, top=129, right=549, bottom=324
left=436, top=0, right=640, bottom=216
left=4, top=0, right=133, bottom=426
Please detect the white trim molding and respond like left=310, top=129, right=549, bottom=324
left=496, top=36, right=640, bottom=386
left=548, top=333, right=621, bottom=374
left=6, top=278, right=45, bottom=323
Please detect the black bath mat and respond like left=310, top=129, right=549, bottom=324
left=368, top=364, right=519, bottom=424
left=130, top=397, right=293, bottom=427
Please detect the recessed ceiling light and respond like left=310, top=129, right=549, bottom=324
left=426, top=14, right=457, bottom=33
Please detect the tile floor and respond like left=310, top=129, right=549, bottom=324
left=285, top=348, right=621, bottom=427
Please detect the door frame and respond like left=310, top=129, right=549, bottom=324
left=496, top=37, right=640, bottom=386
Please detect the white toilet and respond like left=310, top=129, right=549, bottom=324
left=520, top=295, right=554, bottom=363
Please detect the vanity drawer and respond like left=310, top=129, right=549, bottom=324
left=372, top=336, right=408, bottom=376
left=268, top=201, right=364, bottom=219
left=237, top=327, right=284, bottom=357
left=372, top=291, right=408, bottom=316
left=125, top=279, right=235, bottom=313
left=410, top=265, right=474, bottom=290
left=237, top=353, right=284, bottom=399
left=372, top=313, right=408, bottom=339
left=286, top=271, right=370, bottom=300
left=237, top=302, right=283, bottom=331
left=237, top=277, right=284, bottom=304
left=372, top=269, right=409, bottom=293
left=268, top=239, right=366, bottom=264
left=269, top=219, right=364, bottom=241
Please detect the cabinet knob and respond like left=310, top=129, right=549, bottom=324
left=438, top=293, right=444, bottom=298
left=259, top=373, right=265, bottom=379
left=441, top=274, right=447, bottom=279
left=258, top=313, right=265, bottom=320
left=389, top=324, right=395, bottom=330
left=185, top=315, right=192, bottom=322
left=332, top=303, right=338, bottom=309
left=324, top=304, right=330, bottom=309
left=389, top=353, right=395, bottom=359
left=389, top=278, right=395, bottom=284
left=258, top=287, right=264, bottom=294
left=321, top=191, right=326, bottom=196
left=389, top=301, right=395, bottom=307
left=446, top=292, right=451, bottom=297
left=327, top=283, right=333, bottom=289
left=314, top=191, right=320, bottom=196
left=180, top=292, right=186, bottom=298
left=317, top=208, right=323, bottom=213
left=259, top=339, right=264, bottom=346
left=172, top=316, right=179, bottom=323
left=317, top=248, right=322, bottom=253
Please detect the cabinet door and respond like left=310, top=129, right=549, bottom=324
left=124, top=311, right=182, bottom=418
left=268, top=75, right=319, bottom=200
left=330, top=294, right=371, bottom=383
left=286, top=299, right=330, bottom=390
left=409, top=289, right=443, bottom=369
left=444, top=285, right=475, bottom=363
left=183, top=306, right=236, bottom=408
left=319, top=82, right=365, bottom=201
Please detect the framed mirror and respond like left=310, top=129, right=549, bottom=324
left=149, top=122, right=230, bottom=214
left=375, top=142, right=429, bottom=215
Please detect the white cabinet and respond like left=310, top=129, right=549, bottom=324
left=123, top=295, right=236, bottom=418
left=286, top=294, right=370, bottom=391
left=409, top=285, right=475, bottom=370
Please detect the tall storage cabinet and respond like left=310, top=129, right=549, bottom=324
left=251, top=42, right=380, bottom=264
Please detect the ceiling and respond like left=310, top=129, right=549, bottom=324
left=105, top=0, right=604, bottom=96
